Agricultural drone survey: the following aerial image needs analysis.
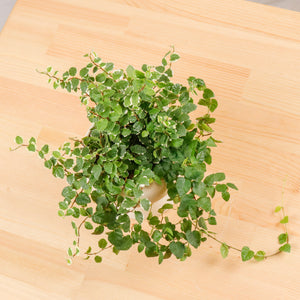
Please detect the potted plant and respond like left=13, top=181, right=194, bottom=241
left=11, top=47, right=290, bottom=264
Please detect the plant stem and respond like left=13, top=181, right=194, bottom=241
left=88, top=245, right=113, bottom=256
left=9, top=144, right=29, bottom=151
left=88, top=53, right=116, bottom=81
left=281, top=177, right=289, bottom=242
left=75, top=216, right=89, bottom=248
left=206, top=233, right=241, bottom=252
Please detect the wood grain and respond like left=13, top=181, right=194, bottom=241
left=0, top=0, right=300, bottom=299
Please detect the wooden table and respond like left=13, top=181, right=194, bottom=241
left=1, top=0, right=300, bottom=299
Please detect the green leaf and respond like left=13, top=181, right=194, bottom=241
left=80, top=81, right=88, bottom=93
left=275, top=206, right=282, bottom=213
left=72, top=148, right=81, bottom=156
left=198, top=217, right=207, bottom=230
left=122, top=128, right=131, bottom=137
left=171, top=139, right=183, bottom=148
left=76, top=193, right=91, bottom=205
left=141, top=130, right=149, bottom=137
left=53, top=166, right=64, bottom=178
left=44, top=160, right=52, bottom=169
left=115, top=80, right=128, bottom=90
left=170, top=53, right=180, bottom=61
left=84, top=222, right=93, bottom=230
left=59, top=201, right=68, bottom=210
left=93, top=225, right=104, bottom=235
left=279, top=243, right=291, bottom=253
left=149, top=216, right=160, bottom=226
left=169, top=241, right=185, bottom=259
left=71, top=78, right=79, bottom=89
left=186, top=230, right=201, bottom=248
left=165, top=69, right=173, bottom=77
left=152, top=230, right=162, bottom=242
left=96, top=118, right=108, bottom=132
left=58, top=210, right=64, bottom=217
left=176, top=177, right=191, bottom=196
left=126, top=65, right=135, bottom=78
left=67, top=248, right=73, bottom=256
left=222, top=191, right=230, bottom=201
left=91, top=165, right=102, bottom=179
left=182, top=103, right=197, bottom=114
left=135, top=70, right=145, bottom=79
left=80, top=67, right=89, bottom=77
left=53, top=82, right=59, bottom=89
left=42, top=160, right=51, bottom=170
left=204, top=173, right=225, bottom=185
left=241, top=246, right=254, bottom=261
left=105, top=62, right=114, bottom=71
left=64, top=159, right=74, bottom=169
left=135, top=211, right=143, bottom=224
left=69, top=67, right=77, bottom=76
left=121, top=198, right=136, bottom=208
left=15, top=136, right=23, bottom=144
left=52, top=151, right=61, bottom=158
left=141, top=64, right=147, bottom=72
left=206, top=137, right=217, bottom=147
left=80, top=208, right=88, bottom=216
left=155, top=66, right=165, bottom=73
left=158, top=203, right=173, bottom=212
left=216, top=184, right=227, bottom=192
left=108, top=230, right=123, bottom=247
left=192, top=182, right=206, bottom=197
left=209, top=99, right=218, bottom=112
left=113, top=247, right=120, bottom=255
left=66, top=208, right=75, bottom=217
left=203, top=88, right=214, bottom=99
left=208, top=217, right=217, bottom=225
left=130, top=145, right=146, bottom=154
left=140, top=199, right=150, bottom=211
left=41, top=144, right=49, bottom=154
left=96, top=73, right=106, bottom=82
left=158, top=252, right=164, bottom=264
left=98, top=239, right=107, bottom=249
left=227, top=183, right=238, bottom=190
left=94, top=256, right=102, bottom=263
left=27, top=144, right=36, bottom=152
left=198, top=197, right=211, bottom=212
left=220, top=243, right=229, bottom=258
left=185, top=166, right=203, bottom=180
left=138, top=243, right=145, bottom=253
left=104, top=162, right=113, bottom=174
left=280, top=216, right=289, bottom=224
left=62, top=186, right=76, bottom=199
left=120, top=236, right=133, bottom=251
left=254, top=250, right=265, bottom=261
left=278, top=233, right=288, bottom=244
left=214, top=173, right=225, bottom=181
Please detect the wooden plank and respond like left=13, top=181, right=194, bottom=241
left=0, top=0, right=299, bottom=299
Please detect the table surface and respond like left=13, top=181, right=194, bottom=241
left=1, top=0, right=300, bottom=299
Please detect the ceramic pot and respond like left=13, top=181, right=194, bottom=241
left=132, top=180, right=169, bottom=219
left=85, top=125, right=169, bottom=218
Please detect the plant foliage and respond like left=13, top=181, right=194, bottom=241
left=12, top=47, right=290, bottom=264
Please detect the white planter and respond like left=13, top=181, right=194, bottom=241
left=85, top=124, right=95, bottom=137
left=131, top=180, right=169, bottom=219
left=85, top=125, right=169, bottom=219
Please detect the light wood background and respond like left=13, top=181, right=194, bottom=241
left=1, top=0, right=300, bottom=299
